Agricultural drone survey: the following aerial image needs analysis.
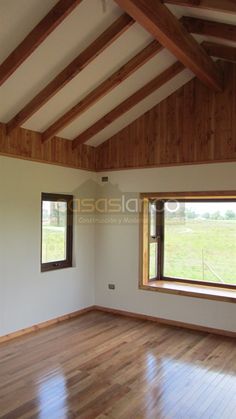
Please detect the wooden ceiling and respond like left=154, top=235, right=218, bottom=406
left=1, top=0, right=236, bottom=149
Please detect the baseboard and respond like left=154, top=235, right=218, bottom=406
left=1, top=304, right=235, bottom=344
left=0, top=306, right=95, bottom=344
left=94, top=306, right=236, bottom=338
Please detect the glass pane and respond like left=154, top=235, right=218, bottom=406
left=164, top=201, right=236, bottom=285
left=42, top=201, right=67, bottom=263
left=149, top=242, right=158, bottom=280
left=149, top=202, right=157, bottom=238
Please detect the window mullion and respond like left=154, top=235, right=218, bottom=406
left=156, top=200, right=164, bottom=280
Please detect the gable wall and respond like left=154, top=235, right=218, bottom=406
left=96, top=61, right=236, bottom=171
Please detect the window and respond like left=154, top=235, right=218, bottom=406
left=41, top=193, right=73, bottom=272
left=141, top=193, right=236, bottom=290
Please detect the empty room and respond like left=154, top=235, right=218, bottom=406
left=0, top=0, right=236, bottom=418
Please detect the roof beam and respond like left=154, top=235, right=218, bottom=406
left=42, top=40, right=162, bottom=142
left=182, top=17, right=236, bottom=43
left=6, top=14, right=134, bottom=135
left=203, top=42, right=236, bottom=63
left=114, top=0, right=223, bottom=91
left=163, top=0, right=236, bottom=14
left=0, top=0, right=83, bottom=87
left=72, top=61, right=184, bottom=148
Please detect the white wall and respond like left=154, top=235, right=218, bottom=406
left=1, top=157, right=236, bottom=336
left=95, top=163, right=236, bottom=333
left=0, top=156, right=96, bottom=336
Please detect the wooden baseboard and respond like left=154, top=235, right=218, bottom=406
left=0, top=306, right=95, bottom=344
left=94, top=306, right=236, bottom=338
left=1, top=304, right=235, bottom=344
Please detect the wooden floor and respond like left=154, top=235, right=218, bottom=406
left=0, top=311, right=236, bottom=419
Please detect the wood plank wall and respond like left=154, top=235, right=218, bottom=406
left=96, top=61, right=236, bottom=171
left=0, top=123, right=95, bottom=171
left=1, top=61, right=236, bottom=173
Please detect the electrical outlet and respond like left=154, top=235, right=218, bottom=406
left=108, top=284, right=115, bottom=290
left=102, top=176, right=109, bottom=183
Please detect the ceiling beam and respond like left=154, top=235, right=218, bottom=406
left=203, top=42, right=236, bottom=63
left=6, top=14, right=134, bottom=135
left=114, top=0, right=223, bottom=91
left=163, top=0, right=236, bottom=14
left=42, top=40, right=163, bottom=142
left=182, top=17, right=236, bottom=43
left=72, top=61, right=184, bottom=148
left=0, top=0, right=83, bottom=87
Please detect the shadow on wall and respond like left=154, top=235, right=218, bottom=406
left=71, top=177, right=140, bottom=226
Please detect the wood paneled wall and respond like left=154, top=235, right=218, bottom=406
left=0, top=123, right=95, bottom=171
left=1, top=61, right=236, bottom=173
left=96, top=61, right=236, bottom=171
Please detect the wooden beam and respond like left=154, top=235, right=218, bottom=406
left=0, top=0, right=83, bottom=87
left=182, top=17, right=236, bottom=43
left=42, top=40, right=162, bottom=142
left=6, top=14, right=134, bottom=135
left=203, top=42, right=236, bottom=63
left=114, top=0, right=223, bottom=91
left=72, top=61, right=184, bottom=148
left=163, top=0, right=236, bottom=14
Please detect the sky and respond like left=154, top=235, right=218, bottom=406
left=184, top=202, right=236, bottom=215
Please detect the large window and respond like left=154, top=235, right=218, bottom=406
left=141, top=193, right=236, bottom=289
left=41, top=193, right=73, bottom=272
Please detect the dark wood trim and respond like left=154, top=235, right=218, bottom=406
left=42, top=40, right=163, bottom=142
left=0, top=0, right=82, bottom=86
left=182, top=17, right=236, bottom=43
left=6, top=14, right=134, bottom=135
left=41, top=193, right=73, bottom=272
left=96, top=159, right=236, bottom=173
left=115, top=0, right=223, bottom=91
left=0, top=306, right=95, bottom=344
left=163, top=0, right=236, bottom=14
left=94, top=306, right=236, bottom=338
left=72, top=61, right=184, bottom=147
left=203, top=42, right=236, bottom=64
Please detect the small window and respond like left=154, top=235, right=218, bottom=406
left=141, top=193, right=236, bottom=290
left=41, top=193, right=73, bottom=272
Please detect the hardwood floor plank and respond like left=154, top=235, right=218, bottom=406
left=0, top=311, right=235, bottom=418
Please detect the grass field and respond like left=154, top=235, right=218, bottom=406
left=42, top=217, right=236, bottom=286
left=42, top=227, right=66, bottom=264
left=163, top=219, right=236, bottom=285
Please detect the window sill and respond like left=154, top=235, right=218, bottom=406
left=41, top=263, right=73, bottom=273
left=140, top=281, right=236, bottom=303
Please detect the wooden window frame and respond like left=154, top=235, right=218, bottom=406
left=41, top=193, right=73, bottom=272
left=140, top=191, right=236, bottom=291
